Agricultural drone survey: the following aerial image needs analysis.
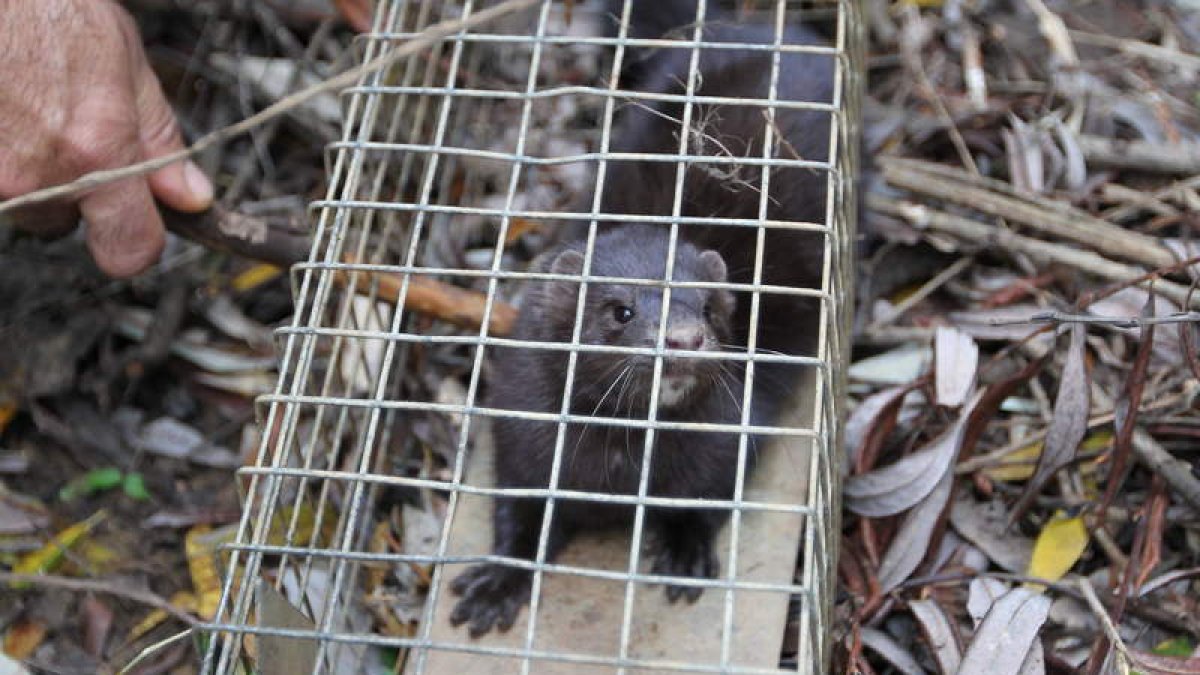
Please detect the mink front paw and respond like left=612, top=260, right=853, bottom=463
left=652, top=538, right=719, bottom=604
left=449, top=564, right=532, bottom=637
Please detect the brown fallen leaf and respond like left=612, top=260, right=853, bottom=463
left=2, top=618, right=47, bottom=660
left=1100, top=290, right=1155, bottom=519
left=81, top=594, right=114, bottom=658
left=1009, top=323, right=1090, bottom=525
left=332, top=0, right=374, bottom=33
left=960, top=353, right=1050, bottom=463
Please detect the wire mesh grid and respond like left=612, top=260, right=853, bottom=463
left=201, top=0, right=862, bottom=672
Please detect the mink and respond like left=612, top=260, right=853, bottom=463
left=449, top=1, right=833, bottom=637
left=449, top=225, right=744, bottom=637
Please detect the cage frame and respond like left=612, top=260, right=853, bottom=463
left=200, top=0, right=863, bottom=672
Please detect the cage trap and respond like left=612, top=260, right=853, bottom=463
left=201, top=0, right=862, bottom=672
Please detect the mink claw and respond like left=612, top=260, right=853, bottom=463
left=448, top=564, right=532, bottom=637
left=653, top=541, right=719, bottom=604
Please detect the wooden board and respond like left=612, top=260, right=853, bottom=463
left=418, top=373, right=816, bottom=674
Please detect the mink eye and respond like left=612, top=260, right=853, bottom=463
left=612, top=305, right=635, bottom=324
left=702, top=300, right=713, bottom=322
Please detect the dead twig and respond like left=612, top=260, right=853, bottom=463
left=878, top=157, right=1176, bottom=271
left=0, top=572, right=198, bottom=627
left=1102, top=174, right=1200, bottom=222
left=1023, top=0, right=1079, bottom=67
left=1067, top=29, right=1200, bottom=72
left=955, top=392, right=1184, bottom=474
left=866, top=255, right=974, bottom=332
left=898, top=5, right=978, bottom=175
left=337, top=258, right=519, bottom=336
left=868, top=194, right=1200, bottom=309
left=992, top=310, right=1200, bottom=329
left=1078, top=576, right=1131, bottom=674
left=1077, top=135, right=1200, bottom=175
left=1093, top=387, right=1200, bottom=513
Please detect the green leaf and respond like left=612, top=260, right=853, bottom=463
left=122, top=473, right=150, bottom=501
left=58, top=468, right=124, bottom=502
left=1152, top=635, right=1194, bottom=658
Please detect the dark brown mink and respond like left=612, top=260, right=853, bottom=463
left=449, top=3, right=834, bottom=638
left=585, top=0, right=835, bottom=425
left=450, top=226, right=745, bottom=637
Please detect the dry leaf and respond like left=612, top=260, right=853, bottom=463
left=961, top=354, right=1050, bottom=463
left=230, top=263, right=283, bottom=293
left=845, top=386, right=914, bottom=468
left=1128, top=649, right=1200, bottom=674
left=845, top=410, right=967, bottom=517
left=935, top=326, right=979, bottom=407
left=859, top=627, right=926, bottom=675
left=332, top=0, right=374, bottom=32
left=10, top=510, right=107, bottom=587
left=1, top=619, right=46, bottom=660
left=848, top=344, right=931, bottom=384
left=959, top=586, right=1051, bottom=675
left=1100, top=291, right=1155, bottom=517
left=951, top=496, right=1034, bottom=573
left=127, top=591, right=197, bottom=643
left=877, top=469, right=953, bottom=592
left=1025, top=512, right=1089, bottom=589
left=848, top=389, right=981, bottom=517
left=0, top=488, right=49, bottom=536
left=911, top=599, right=962, bottom=673
left=81, top=594, right=114, bottom=658
left=186, top=525, right=222, bottom=621
left=1010, top=324, right=1090, bottom=524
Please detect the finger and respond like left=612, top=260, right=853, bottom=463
left=132, top=56, right=212, bottom=213
left=81, top=176, right=165, bottom=278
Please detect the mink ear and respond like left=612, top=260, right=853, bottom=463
left=698, top=250, right=728, bottom=283
left=544, top=248, right=586, bottom=303
left=550, top=249, right=585, bottom=277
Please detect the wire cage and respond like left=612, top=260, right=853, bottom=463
left=201, top=0, right=861, bottom=672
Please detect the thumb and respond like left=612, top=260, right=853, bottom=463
left=134, top=62, right=213, bottom=213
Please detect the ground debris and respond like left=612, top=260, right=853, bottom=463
left=844, top=0, right=1200, bottom=671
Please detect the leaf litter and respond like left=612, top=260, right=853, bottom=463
left=846, top=0, right=1200, bottom=671
left=1, top=0, right=1199, bottom=673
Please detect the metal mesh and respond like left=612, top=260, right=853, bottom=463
left=201, top=0, right=861, bottom=672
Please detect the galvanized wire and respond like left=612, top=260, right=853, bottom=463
left=201, top=0, right=861, bottom=672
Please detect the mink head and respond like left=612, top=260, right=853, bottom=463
left=536, top=227, right=736, bottom=412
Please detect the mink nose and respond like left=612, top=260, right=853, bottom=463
left=665, top=327, right=704, bottom=351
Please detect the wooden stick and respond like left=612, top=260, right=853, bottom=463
left=879, top=157, right=1177, bottom=270
left=868, top=194, right=1199, bottom=309
left=1077, top=135, right=1200, bottom=175
left=338, top=262, right=518, bottom=336
left=161, top=205, right=520, bottom=335
left=0, top=572, right=198, bottom=627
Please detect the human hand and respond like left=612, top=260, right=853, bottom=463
left=0, top=0, right=214, bottom=277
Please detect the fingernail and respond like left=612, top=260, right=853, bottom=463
left=183, top=161, right=214, bottom=206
